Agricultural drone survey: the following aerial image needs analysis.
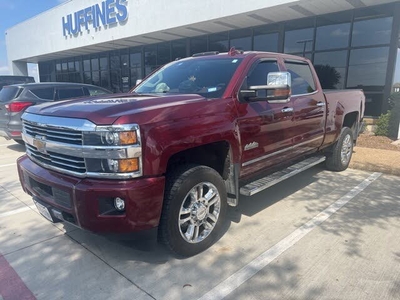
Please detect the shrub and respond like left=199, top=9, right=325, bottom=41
left=375, top=110, right=391, bottom=136
left=388, top=92, right=400, bottom=138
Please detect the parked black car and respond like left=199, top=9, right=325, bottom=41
left=0, top=82, right=112, bottom=144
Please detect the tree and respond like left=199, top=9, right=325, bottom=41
left=314, top=64, right=341, bottom=89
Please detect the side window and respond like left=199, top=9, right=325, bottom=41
left=30, top=88, right=54, bottom=100
left=284, top=62, right=316, bottom=95
left=247, top=61, right=279, bottom=87
left=57, top=87, right=85, bottom=100
left=85, top=87, right=110, bottom=96
left=246, top=61, right=279, bottom=98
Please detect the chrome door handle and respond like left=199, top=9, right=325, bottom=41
left=281, top=107, right=294, bottom=113
left=316, top=102, right=326, bottom=107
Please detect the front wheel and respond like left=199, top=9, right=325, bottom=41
left=325, top=127, right=354, bottom=171
left=159, top=165, right=227, bottom=257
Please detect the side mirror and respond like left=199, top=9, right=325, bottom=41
left=239, top=72, right=292, bottom=103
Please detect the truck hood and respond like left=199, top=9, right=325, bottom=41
left=26, top=93, right=206, bottom=125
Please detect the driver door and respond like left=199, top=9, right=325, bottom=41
left=236, top=59, right=296, bottom=178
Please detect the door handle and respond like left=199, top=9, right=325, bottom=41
left=316, top=102, right=325, bottom=107
left=281, top=107, right=294, bottom=113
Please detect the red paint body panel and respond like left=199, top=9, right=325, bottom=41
left=17, top=51, right=365, bottom=237
left=17, top=155, right=165, bottom=233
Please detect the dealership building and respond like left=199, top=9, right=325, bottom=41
left=6, top=0, right=400, bottom=117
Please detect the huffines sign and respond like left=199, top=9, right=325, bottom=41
left=62, top=0, right=128, bottom=37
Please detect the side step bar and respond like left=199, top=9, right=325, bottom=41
left=240, top=156, right=326, bottom=196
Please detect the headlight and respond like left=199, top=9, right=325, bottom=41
left=83, top=125, right=138, bottom=146
left=82, top=124, right=142, bottom=177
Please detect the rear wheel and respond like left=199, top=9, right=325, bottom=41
left=326, top=127, right=353, bottom=171
left=159, top=165, right=227, bottom=257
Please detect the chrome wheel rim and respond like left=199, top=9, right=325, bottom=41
left=178, top=182, right=221, bottom=244
left=341, top=134, right=353, bottom=165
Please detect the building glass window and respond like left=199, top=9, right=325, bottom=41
left=130, top=48, right=143, bottom=85
left=190, top=36, right=208, bottom=56
left=83, top=58, right=91, bottom=72
left=253, top=31, right=279, bottom=52
left=209, top=32, right=229, bottom=52
left=171, top=39, right=187, bottom=60
left=144, top=45, right=157, bottom=76
left=347, top=47, right=389, bottom=91
left=100, top=57, right=108, bottom=71
left=68, top=61, right=75, bottom=72
left=121, top=52, right=130, bottom=92
left=315, top=23, right=350, bottom=51
left=364, top=93, right=383, bottom=117
left=230, top=29, right=252, bottom=51
left=101, top=71, right=110, bottom=90
left=314, top=50, right=347, bottom=89
left=83, top=72, right=91, bottom=84
left=91, top=58, right=99, bottom=71
left=284, top=28, right=314, bottom=54
left=157, top=43, right=171, bottom=66
left=351, top=17, right=393, bottom=47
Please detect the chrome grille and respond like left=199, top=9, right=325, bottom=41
left=26, top=144, right=86, bottom=174
left=23, top=121, right=82, bottom=145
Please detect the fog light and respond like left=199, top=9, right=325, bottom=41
left=114, top=197, right=125, bottom=211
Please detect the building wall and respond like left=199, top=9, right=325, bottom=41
left=38, top=2, right=400, bottom=117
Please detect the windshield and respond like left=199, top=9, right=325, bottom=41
left=0, top=86, right=20, bottom=103
left=134, top=57, right=243, bottom=98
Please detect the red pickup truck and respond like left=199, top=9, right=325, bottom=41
left=17, top=49, right=365, bottom=257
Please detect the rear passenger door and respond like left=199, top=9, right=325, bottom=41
left=284, top=60, right=326, bottom=156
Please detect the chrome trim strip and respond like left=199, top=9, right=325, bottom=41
left=22, top=113, right=96, bottom=131
left=23, top=134, right=141, bottom=159
left=242, top=137, right=323, bottom=167
left=27, top=154, right=142, bottom=179
left=291, top=90, right=319, bottom=98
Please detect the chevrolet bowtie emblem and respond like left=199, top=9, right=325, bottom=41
left=33, top=135, right=47, bottom=154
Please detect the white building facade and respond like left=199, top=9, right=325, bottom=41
left=6, top=0, right=400, bottom=116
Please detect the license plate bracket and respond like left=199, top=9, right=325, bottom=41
left=34, top=200, right=55, bottom=223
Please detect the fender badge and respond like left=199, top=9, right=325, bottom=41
left=244, top=141, right=259, bottom=151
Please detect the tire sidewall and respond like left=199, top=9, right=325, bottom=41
left=335, top=127, right=354, bottom=170
left=163, top=166, right=227, bottom=257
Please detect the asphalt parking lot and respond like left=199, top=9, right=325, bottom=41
left=1, top=137, right=400, bottom=300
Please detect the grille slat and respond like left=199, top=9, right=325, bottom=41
left=24, top=122, right=87, bottom=174
left=23, top=122, right=82, bottom=145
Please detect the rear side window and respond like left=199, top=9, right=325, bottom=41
left=30, top=88, right=54, bottom=100
left=0, top=86, right=21, bottom=102
left=57, top=88, right=85, bottom=100
left=84, top=87, right=111, bottom=96
left=284, top=61, right=316, bottom=95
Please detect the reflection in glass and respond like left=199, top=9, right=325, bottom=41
left=364, top=93, right=383, bottom=117
left=171, top=40, right=187, bottom=61
left=144, top=45, right=157, bottom=76
left=352, top=17, right=392, bottom=47
left=347, top=47, right=389, bottom=90
left=315, top=23, right=350, bottom=51
left=314, top=51, right=347, bottom=89
left=230, top=29, right=252, bottom=51
left=209, top=32, right=229, bottom=52
left=253, top=32, right=278, bottom=52
left=91, top=58, right=99, bottom=71
left=100, top=57, right=108, bottom=71
left=284, top=28, right=314, bottom=53
left=190, top=36, right=208, bottom=56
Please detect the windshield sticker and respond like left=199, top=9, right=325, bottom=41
left=232, top=59, right=238, bottom=63
left=208, top=87, right=217, bottom=92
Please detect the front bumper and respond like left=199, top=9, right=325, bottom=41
left=17, top=155, right=166, bottom=235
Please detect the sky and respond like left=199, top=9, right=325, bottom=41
left=0, top=0, right=399, bottom=85
left=0, top=0, right=68, bottom=80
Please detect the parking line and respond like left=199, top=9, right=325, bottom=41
left=198, top=172, right=382, bottom=300
left=0, top=163, right=16, bottom=168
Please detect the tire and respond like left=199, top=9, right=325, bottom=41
left=159, top=165, right=227, bottom=257
left=326, top=127, right=354, bottom=172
